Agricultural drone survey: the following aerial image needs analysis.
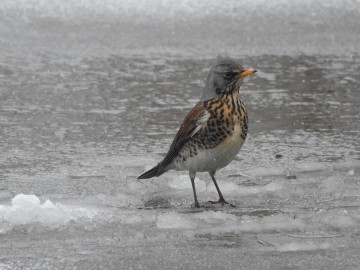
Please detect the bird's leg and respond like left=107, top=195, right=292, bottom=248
left=209, top=171, right=236, bottom=207
left=190, top=172, right=200, bottom=208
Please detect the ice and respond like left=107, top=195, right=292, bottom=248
left=244, top=167, right=285, bottom=177
left=156, top=210, right=302, bottom=233
left=1, top=0, right=359, bottom=57
left=87, top=109, right=125, bottom=115
left=11, top=194, right=41, bottom=207
left=196, top=211, right=238, bottom=221
left=168, top=175, right=207, bottom=193
left=155, top=206, right=360, bottom=235
left=209, top=214, right=307, bottom=234
left=118, top=211, right=157, bottom=225
left=208, top=181, right=282, bottom=196
left=312, top=209, right=359, bottom=230
left=0, top=191, right=13, bottom=202
left=85, top=192, right=143, bottom=208
left=277, top=242, right=330, bottom=252
left=255, top=71, right=276, bottom=81
left=1, top=0, right=356, bottom=21
left=157, top=212, right=197, bottom=229
left=0, top=194, right=100, bottom=233
left=295, top=162, right=330, bottom=172
left=0, top=0, right=359, bottom=267
left=157, top=211, right=239, bottom=230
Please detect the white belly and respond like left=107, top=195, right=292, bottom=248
left=175, top=124, right=245, bottom=172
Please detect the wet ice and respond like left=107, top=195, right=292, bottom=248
left=0, top=0, right=360, bottom=268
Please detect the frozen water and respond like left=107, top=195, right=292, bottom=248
left=0, top=0, right=360, bottom=269
left=276, top=242, right=331, bottom=252
left=0, top=194, right=100, bottom=234
left=157, top=212, right=198, bottom=229
left=1, top=0, right=359, bottom=57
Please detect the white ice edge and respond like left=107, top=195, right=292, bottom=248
left=0, top=194, right=101, bottom=234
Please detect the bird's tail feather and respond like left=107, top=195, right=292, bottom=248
left=138, top=163, right=165, bottom=179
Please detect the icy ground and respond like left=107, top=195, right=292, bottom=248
left=1, top=0, right=360, bottom=269
left=1, top=161, right=360, bottom=269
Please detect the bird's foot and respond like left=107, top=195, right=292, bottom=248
left=192, top=201, right=201, bottom=208
left=208, top=199, right=236, bottom=208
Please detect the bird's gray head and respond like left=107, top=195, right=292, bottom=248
left=201, top=58, right=256, bottom=101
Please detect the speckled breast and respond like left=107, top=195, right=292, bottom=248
left=174, top=93, right=248, bottom=172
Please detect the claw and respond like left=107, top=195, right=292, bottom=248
left=208, top=199, right=236, bottom=207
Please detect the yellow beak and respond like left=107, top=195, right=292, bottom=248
left=239, top=69, right=257, bottom=78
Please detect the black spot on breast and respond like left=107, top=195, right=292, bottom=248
left=220, top=108, right=224, bottom=119
left=225, top=118, right=230, bottom=126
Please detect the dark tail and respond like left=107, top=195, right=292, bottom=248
left=138, top=163, right=165, bottom=179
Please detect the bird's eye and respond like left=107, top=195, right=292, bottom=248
left=223, top=72, right=233, bottom=79
left=215, top=87, right=222, bottom=94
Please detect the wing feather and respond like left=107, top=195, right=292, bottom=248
left=159, top=102, right=209, bottom=170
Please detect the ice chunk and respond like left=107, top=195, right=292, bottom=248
left=11, top=194, right=40, bottom=207
left=0, top=194, right=99, bottom=234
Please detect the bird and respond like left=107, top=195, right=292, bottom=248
left=138, top=58, right=256, bottom=208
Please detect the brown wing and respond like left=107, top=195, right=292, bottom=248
left=159, top=102, right=209, bottom=170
